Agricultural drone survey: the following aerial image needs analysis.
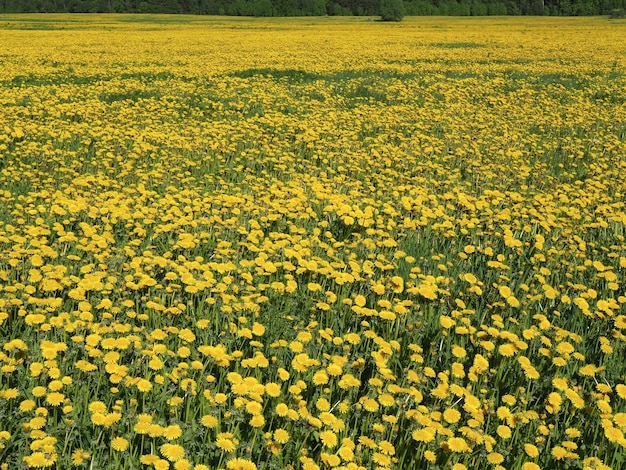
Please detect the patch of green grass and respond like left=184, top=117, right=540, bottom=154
left=431, top=42, right=487, bottom=49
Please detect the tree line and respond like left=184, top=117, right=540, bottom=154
left=1, top=0, right=625, bottom=17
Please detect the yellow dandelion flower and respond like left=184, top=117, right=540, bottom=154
left=136, top=379, right=152, bottom=393
left=451, top=362, right=465, bottom=378
left=308, top=417, right=322, bottom=428
left=1, top=388, right=19, bottom=399
left=251, top=322, right=265, bottom=336
left=502, top=394, right=516, bottom=406
left=154, top=459, right=170, bottom=470
left=487, top=452, right=504, bottom=464
left=274, top=429, right=289, bottom=444
left=496, top=406, right=511, bottom=420
left=316, top=397, right=331, bottom=411
left=111, top=437, right=129, bottom=452
left=148, top=357, right=164, bottom=370
left=23, top=452, right=48, bottom=467
left=327, top=363, right=342, bottom=376
left=245, top=401, right=263, bottom=415
left=579, top=364, right=598, bottom=376
left=275, top=403, right=291, bottom=418
left=20, top=399, right=36, bottom=412
left=604, top=425, right=624, bottom=443
left=565, top=389, right=585, bottom=409
left=321, top=453, right=341, bottom=467
left=160, top=443, right=185, bottom=462
left=443, top=408, right=461, bottom=424
left=28, top=416, right=47, bottom=430
left=265, top=382, right=281, bottom=397
left=313, top=370, right=329, bottom=385
left=498, top=343, right=517, bottom=357
left=555, top=342, right=575, bottom=355
left=614, top=413, right=626, bottom=427
left=361, top=397, right=379, bottom=412
left=372, top=452, right=392, bottom=466
left=91, top=413, right=106, bottom=426
left=424, top=450, right=436, bottom=463
left=499, top=286, right=512, bottom=298
left=525, top=366, right=540, bottom=380
left=597, top=399, right=612, bottom=414
left=548, top=391, right=562, bottom=407
left=551, top=445, right=568, bottom=460
left=524, top=443, right=539, bottom=458
left=447, top=437, right=471, bottom=453
left=379, top=309, right=397, bottom=320
left=140, top=454, right=160, bottom=465
left=615, top=316, right=626, bottom=329
left=71, top=449, right=90, bottom=465
left=507, top=296, right=520, bottom=308
left=214, top=393, right=228, bottom=405
left=553, top=377, right=568, bottom=390
left=308, top=282, right=322, bottom=292
left=249, top=415, right=265, bottom=428
left=521, top=464, right=541, bottom=470
left=390, top=276, right=404, bottom=293
left=378, top=440, right=395, bottom=455
left=319, top=430, right=338, bottom=448
left=378, top=393, right=395, bottom=407
left=371, top=284, right=386, bottom=295
left=226, top=458, right=257, bottom=470
left=216, top=438, right=237, bottom=453
left=104, top=412, right=122, bottom=427
left=440, top=316, right=456, bottom=329
left=337, top=444, right=354, bottom=461
left=201, top=415, right=218, bottom=428
left=174, top=459, right=192, bottom=470
left=452, top=345, right=467, bottom=358
left=358, top=435, right=377, bottom=449
left=496, top=425, right=512, bottom=439
left=163, top=425, right=182, bottom=440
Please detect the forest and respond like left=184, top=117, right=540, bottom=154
left=1, top=0, right=625, bottom=16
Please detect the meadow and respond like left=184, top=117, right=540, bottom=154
left=1, top=13, right=626, bottom=470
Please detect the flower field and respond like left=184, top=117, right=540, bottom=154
left=1, top=13, right=626, bottom=470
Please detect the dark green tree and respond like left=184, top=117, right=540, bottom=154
left=1, top=0, right=624, bottom=16
left=380, top=0, right=404, bottom=19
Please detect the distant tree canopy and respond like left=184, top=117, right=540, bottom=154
left=380, top=0, right=404, bottom=20
left=1, top=0, right=625, bottom=16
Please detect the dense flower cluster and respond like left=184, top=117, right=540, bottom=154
left=0, top=13, right=625, bottom=470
